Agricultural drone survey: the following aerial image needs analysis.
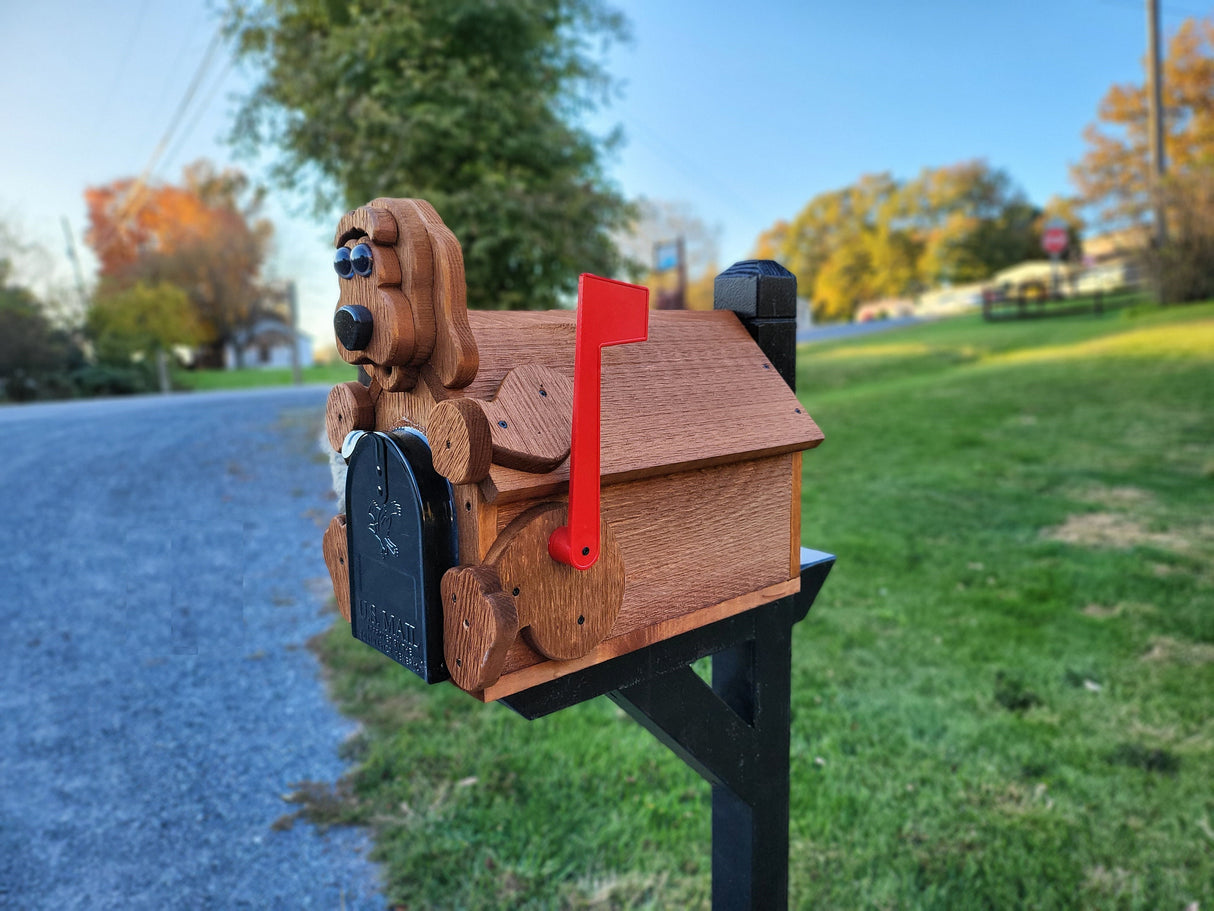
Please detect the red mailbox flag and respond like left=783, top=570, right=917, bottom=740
left=548, top=274, right=649, bottom=570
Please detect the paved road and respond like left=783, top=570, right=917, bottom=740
left=0, top=387, right=383, bottom=909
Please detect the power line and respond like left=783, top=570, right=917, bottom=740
left=115, top=28, right=225, bottom=221
left=161, top=53, right=235, bottom=175
left=91, top=0, right=152, bottom=133
left=624, top=115, right=768, bottom=225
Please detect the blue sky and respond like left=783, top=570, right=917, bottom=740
left=0, top=0, right=1193, bottom=346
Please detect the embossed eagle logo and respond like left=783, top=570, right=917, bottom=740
left=368, top=500, right=403, bottom=558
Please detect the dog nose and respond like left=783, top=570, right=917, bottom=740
left=335, top=304, right=374, bottom=351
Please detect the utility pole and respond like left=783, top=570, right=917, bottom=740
left=1147, top=0, right=1168, bottom=249
left=60, top=216, right=89, bottom=305
left=286, top=280, right=303, bottom=386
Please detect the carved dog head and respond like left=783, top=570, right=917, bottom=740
left=332, top=198, right=477, bottom=391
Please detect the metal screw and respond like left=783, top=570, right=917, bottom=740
left=539, top=388, right=548, bottom=397
left=498, top=420, right=508, bottom=429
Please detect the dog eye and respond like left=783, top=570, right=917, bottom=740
left=351, top=243, right=373, bottom=277
left=333, top=246, right=353, bottom=280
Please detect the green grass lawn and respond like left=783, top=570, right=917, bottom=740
left=297, top=302, right=1213, bottom=910
left=173, top=361, right=356, bottom=390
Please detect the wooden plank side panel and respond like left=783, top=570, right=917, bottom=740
left=466, top=310, right=823, bottom=503
left=487, top=454, right=795, bottom=684
left=606, top=453, right=794, bottom=634
left=791, top=451, right=803, bottom=579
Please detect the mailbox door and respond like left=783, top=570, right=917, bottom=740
left=345, top=429, right=457, bottom=683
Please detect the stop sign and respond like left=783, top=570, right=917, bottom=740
left=1042, top=219, right=1068, bottom=256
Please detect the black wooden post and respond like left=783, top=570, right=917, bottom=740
left=504, top=552, right=835, bottom=910
left=607, top=588, right=803, bottom=909
left=711, top=260, right=797, bottom=907
left=713, top=260, right=798, bottom=390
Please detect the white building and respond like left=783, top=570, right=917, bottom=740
left=224, top=318, right=313, bottom=370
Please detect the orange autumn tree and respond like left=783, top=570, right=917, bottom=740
left=85, top=161, right=273, bottom=365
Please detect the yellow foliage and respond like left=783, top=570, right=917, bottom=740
left=1071, top=16, right=1214, bottom=227
left=760, top=161, right=1041, bottom=322
left=87, top=281, right=202, bottom=360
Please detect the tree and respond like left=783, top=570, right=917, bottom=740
left=87, top=281, right=202, bottom=360
left=757, top=162, right=1043, bottom=321
left=1154, top=168, right=1214, bottom=301
left=226, top=0, right=634, bottom=310
left=1071, top=17, right=1214, bottom=231
left=899, top=162, right=1040, bottom=285
left=1071, top=16, right=1214, bottom=301
left=0, top=258, right=82, bottom=401
left=84, top=161, right=272, bottom=364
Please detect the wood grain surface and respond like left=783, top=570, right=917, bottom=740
left=370, top=198, right=437, bottom=368
left=486, top=454, right=794, bottom=682
left=374, top=373, right=437, bottom=430
left=461, top=309, right=823, bottom=503
left=482, top=365, right=573, bottom=472
left=476, top=575, right=800, bottom=702
left=332, top=204, right=416, bottom=372
left=484, top=502, right=624, bottom=662
left=333, top=204, right=398, bottom=247
left=452, top=482, right=495, bottom=566
left=366, top=362, right=418, bottom=392
left=428, top=398, right=493, bottom=484
left=405, top=199, right=478, bottom=388
left=441, top=564, right=518, bottom=692
left=322, top=515, right=351, bottom=622
left=325, top=381, right=375, bottom=452
left=791, top=451, right=803, bottom=579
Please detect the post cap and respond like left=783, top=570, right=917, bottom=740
left=713, top=260, right=797, bottom=319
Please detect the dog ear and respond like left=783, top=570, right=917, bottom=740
left=394, top=198, right=478, bottom=388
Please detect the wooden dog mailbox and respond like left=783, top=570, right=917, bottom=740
left=319, top=197, right=835, bottom=908
left=321, top=198, right=823, bottom=700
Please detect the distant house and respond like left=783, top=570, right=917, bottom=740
left=1083, top=225, right=1149, bottom=265
left=1076, top=226, right=1146, bottom=293
left=224, top=318, right=313, bottom=370
left=917, top=282, right=986, bottom=317
left=992, top=260, right=1063, bottom=287
left=855, top=297, right=916, bottom=322
left=987, top=230, right=1144, bottom=298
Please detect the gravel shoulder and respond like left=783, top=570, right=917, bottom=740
left=0, top=387, right=383, bottom=909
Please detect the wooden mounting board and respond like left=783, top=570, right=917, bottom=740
left=462, top=309, right=823, bottom=503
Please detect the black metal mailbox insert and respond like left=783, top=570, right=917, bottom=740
left=345, top=429, right=457, bottom=683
